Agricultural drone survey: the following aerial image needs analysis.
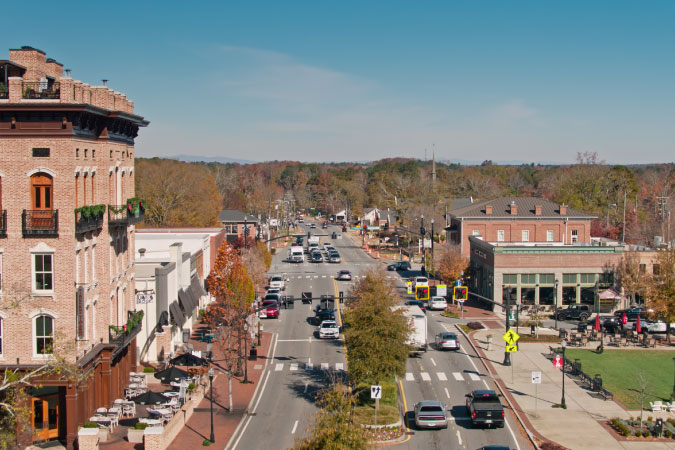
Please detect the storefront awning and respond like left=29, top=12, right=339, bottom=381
left=191, top=274, right=207, bottom=298
left=178, top=289, right=196, bottom=314
left=169, top=301, right=186, bottom=328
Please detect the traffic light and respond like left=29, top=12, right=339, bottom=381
left=453, top=286, right=468, bottom=302
left=415, top=286, right=429, bottom=300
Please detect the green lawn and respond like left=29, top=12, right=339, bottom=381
left=354, top=380, right=400, bottom=425
left=565, top=349, right=675, bottom=410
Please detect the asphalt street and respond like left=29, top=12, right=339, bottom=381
left=230, top=221, right=532, bottom=450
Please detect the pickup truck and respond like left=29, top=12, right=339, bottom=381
left=465, top=390, right=505, bottom=428
left=268, top=275, right=286, bottom=291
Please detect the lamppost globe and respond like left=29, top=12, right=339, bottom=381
left=209, top=367, right=214, bottom=379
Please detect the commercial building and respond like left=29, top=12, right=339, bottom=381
left=0, top=46, right=148, bottom=448
left=446, top=197, right=596, bottom=258
left=218, top=209, right=260, bottom=243
left=134, top=228, right=225, bottom=365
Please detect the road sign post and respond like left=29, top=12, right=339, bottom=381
left=532, top=371, right=542, bottom=417
left=371, top=385, right=382, bottom=425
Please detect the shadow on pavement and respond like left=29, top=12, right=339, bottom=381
left=286, top=369, right=349, bottom=406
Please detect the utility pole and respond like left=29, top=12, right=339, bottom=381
left=622, top=190, right=626, bottom=243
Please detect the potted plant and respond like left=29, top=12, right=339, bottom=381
left=128, top=422, right=147, bottom=443
left=126, top=197, right=144, bottom=217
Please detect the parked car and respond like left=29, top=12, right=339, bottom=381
left=260, top=300, right=279, bottom=319
left=337, top=270, right=352, bottom=281
left=428, top=296, right=447, bottom=311
left=556, top=304, right=592, bottom=321
left=413, top=400, right=448, bottom=429
left=614, top=306, right=651, bottom=322
left=466, top=390, right=505, bottom=428
left=387, top=261, right=411, bottom=271
left=406, top=299, right=426, bottom=313
left=601, top=316, right=623, bottom=333
left=263, top=293, right=281, bottom=303
left=632, top=320, right=675, bottom=333
left=435, top=332, right=460, bottom=350
left=319, top=320, right=340, bottom=339
left=310, top=223, right=316, bottom=228
left=266, top=288, right=281, bottom=296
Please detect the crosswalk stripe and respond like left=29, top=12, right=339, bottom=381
left=469, top=373, right=480, bottom=381
left=314, top=276, right=319, bottom=279
left=405, top=372, right=414, bottom=381
left=322, top=275, right=327, bottom=278
left=437, top=372, right=447, bottom=381
left=335, top=363, right=344, bottom=371
left=290, top=363, right=298, bottom=371
left=306, top=363, right=313, bottom=370
left=420, top=372, right=431, bottom=381
left=453, top=372, right=464, bottom=381
left=275, top=363, right=283, bottom=372
left=321, top=363, right=329, bottom=370
left=305, top=276, right=310, bottom=279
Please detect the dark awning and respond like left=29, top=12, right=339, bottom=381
left=191, top=274, right=207, bottom=298
left=178, top=289, right=195, bottom=314
left=169, top=301, right=185, bottom=328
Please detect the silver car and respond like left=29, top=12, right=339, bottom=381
left=436, top=332, right=460, bottom=351
left=414, top=400, right=448, bottom=429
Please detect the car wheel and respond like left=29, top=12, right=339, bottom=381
left=498, top=422, right=505, bottom=428
left=580, top=314, right=589, bottom=321
left=556, top=314, right=565, bottom=321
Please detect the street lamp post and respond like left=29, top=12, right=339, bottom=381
left=208, top=367, right=215, bottom=443
left=554, top=279, right=559, bottom=330
left=503, top=288, right=512, bottom=366
left=561, top=340, right=567, bottom=408
left=430, top=219, right=435, bottom=276
left=672, top=357, right=675, bottom=401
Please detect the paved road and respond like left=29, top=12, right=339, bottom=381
left=230, top=221, right=532, bottom=449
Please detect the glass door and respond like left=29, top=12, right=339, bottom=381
left=32, top=396, right=58, bottom=441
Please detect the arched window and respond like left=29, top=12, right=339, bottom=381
left=30, top=173, right=53, bottom=211
left=35, top=315, right=54, bottom=355
left=0, top=316, right=4, bottom=355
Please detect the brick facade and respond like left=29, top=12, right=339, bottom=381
left=0, top=46, right=148, bottom=449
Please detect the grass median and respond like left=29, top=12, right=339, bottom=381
left=353, top=379, right=400, bottom=426
left=565, top=349, right=675, bottom=409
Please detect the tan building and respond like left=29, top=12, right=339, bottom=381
left=0, top=46, right=148, bottom=448
left=446, top=197, right=596, bottom=258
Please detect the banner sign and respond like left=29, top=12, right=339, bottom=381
left=136, top=293, right=154, bottom=304
left=76, top=286, right=85, bottom=339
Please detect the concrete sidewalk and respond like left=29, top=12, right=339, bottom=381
left=466, top=326, right=675, bottom=450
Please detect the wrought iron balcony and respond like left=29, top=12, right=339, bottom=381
left=108, top=205, right=129, bottom=227
left=0, top=90, right=7, bottom=99
left=127, top=207, right=145, bottom=225
left=22, top=81, right=60, bottom=99
left=75, top=211, right=103, bottom=234
left=0, top=210, right=6, bottom=236
left=22, top=210, right=58, bottom=235
left=108, top=310, right=144, bottom=355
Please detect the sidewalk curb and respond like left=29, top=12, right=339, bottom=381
left=224, top=331, right=276, bottom=450
left=455, top=325, right=546, bottom=450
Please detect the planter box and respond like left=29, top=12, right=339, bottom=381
left=98, top=428, right=109, bottom=442
left=127, top=428, right=145, bottom=443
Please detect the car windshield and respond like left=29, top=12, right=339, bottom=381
left=271, top=276, right=283, bottom=282
left=441, top=333, right=457, bottom=340
left=322, top=323, right=338, bottom=328
left=419, top=406, right=443, bottom=413
left=262, top=301, right=277, bottom=307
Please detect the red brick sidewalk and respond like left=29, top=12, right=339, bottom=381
left=166, top=331, right=273, bottom=449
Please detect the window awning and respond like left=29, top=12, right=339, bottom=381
left=191, top=274, right=207, bottom=298
left=178, top=289, right=196, bottom=314
left=169, top=301, right=186, bottom=328
left=184, top=287, right=198, bottom=312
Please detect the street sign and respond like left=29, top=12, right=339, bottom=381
left=406, top=282, right=413, bottom=295
left=553, top=355, right=563, bottom=369
left=436, top=285, right=447, bottom=297
left=370, top=385, right=382, bottom=399
left=532, top=371, right=542, bottom=384
left=502, top=329, right=520, bottom=345
left=505, top=345, right=518, bottom=353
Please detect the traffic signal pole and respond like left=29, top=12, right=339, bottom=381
left=503, top=288, right=512, bottom=367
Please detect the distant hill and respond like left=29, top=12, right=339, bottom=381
left=171, top=154, right=256, bottom=165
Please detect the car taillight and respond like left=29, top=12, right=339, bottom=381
left=501, top=411, right=505, bottom=419
left=472, top=411, right=476, bottom=419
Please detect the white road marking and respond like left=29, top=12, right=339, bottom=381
left=304, top=382, right=309, bottom=393
left=335, top=363, right=344, bottom=371
left=453, top=372, right=464, bottom=381
left=275, top=363, right=283, bottom=372
left=456, top=430, right=463, bottom=446
left=290, top=363, right=298, bottom=371
left=306, top=363, right=314, bottom=370
left=305, top=276, right=310, bottom=279
left=405, top=372, right=414, bottom=381
left=291, top=420, right=299, bottom=434
left=444, top=387, right=450, bottom=399
left=322, top=275, right=327, bottom=278
left=505, top=417, right=521, bottom=450
left=314, top=276, right=319, bottom=279
left=437, top=372, right=447, bottom=381
left=430, top=357, right=437, bottom=367
left=469, top=373, right=480, bottom=381
left=277, top=339, right=312, bottom=342
left=321, top=363, right=329, bottom=370
left=420, top=372, right=431, bottom=381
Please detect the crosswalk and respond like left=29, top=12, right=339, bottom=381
left=285, top=274, right=398, bottom=280
left=405, top=371, right=485, bottom=383
left=271, top=362, right=345, bottom=372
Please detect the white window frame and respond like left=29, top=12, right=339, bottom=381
left=30, top=311, right=57, bottom=359
left=522, top=230, right=530, bottom=242
left=497, top=230, right=505, bottom=242
left=546, top=230, right=554, bottom=242
left=571, top=229, right=579, bottom=243
left=472, top=229, right=480, bottom=236
left=91, top=244, right=96, bottom=283
left=0, top=251, right=3, bottom=294
left=83, top=246, right=89, bottom=284
left=30, top=243, right=55, bottom=295
left=0, top=314, right=4, bottom=357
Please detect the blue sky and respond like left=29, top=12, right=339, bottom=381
left=6, top=1, right=674, bottom=163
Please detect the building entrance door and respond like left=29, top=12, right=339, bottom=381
left=32, top=395, right=59, bottom=441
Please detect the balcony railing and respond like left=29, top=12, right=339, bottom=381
left=108, top=205, right=128, bottom=227
left=22, top=210, right=58, bottom=235
left=0, top=89, right=7, bottom=99
left=127, top=207, right=145, bottom=225
left=75, top=211, right=104, bottom=234
left=0, top=210, right=6, bottom=236
left=22, top=81, right=60, bottom=100
left=108, top=310, right=144, bottom=354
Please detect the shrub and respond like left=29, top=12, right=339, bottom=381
left=83, top=421, right=98, bottom=428
left=668, top=418, right=675, bottom=426
left=643, top=429, right=651, bottom=437
left=665, top=430, right=672, bottom=438
left=270, top=248, right=276, bottom=255
left=648, top=416, right=653, bottom=422
left=203, top=439, right=212, bottom=446
left=143, top=366, right=155, bottom=373
left=635, top=430, right=642, bottom=437
left=466, top=322, right=484, bottom=330
left=134, top=422, right=148, bottom=430
left=188, top=382, right=196, bottom=391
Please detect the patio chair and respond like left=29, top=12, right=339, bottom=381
left=95, top=407, right=107, bottom=416
left=620, top=338, right=627, bottom=347
left=647, top=338, right=656, bottom=348
left=106, top=412, right=119, bottom=427
left=650, top=401, right=664, bottom=412
left=580, top=338, right=588, bottom=347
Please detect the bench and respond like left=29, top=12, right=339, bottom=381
left=600, top=389, right=614, bottom=401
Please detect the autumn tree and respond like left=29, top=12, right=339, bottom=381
left=616, top=251, right=645, bottom=305
left=647, top=249, right=675, bottom=339
left=135, top=158, right=222, bottom=227
left=240, top=241, right=272, bottom=297
left=294, top=382, right=368, bottom=450
left=435, top=244, right=468, bottom=285
left=345, top=270, right=409, bottom=386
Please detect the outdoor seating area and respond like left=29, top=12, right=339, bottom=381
left=650, top=401, right=675, bottom=413
left=89, top=399, right=135, bottom=433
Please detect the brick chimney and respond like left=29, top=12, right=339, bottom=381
left=509, top=201, right=518, bottom=215
left=535, top=204, right=542, bottom=216
left=485, top=205, right=493, bottom=215
left=559, top=204, right=567, bottom=215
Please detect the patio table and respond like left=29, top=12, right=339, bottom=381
left=89, top=416, right=113, bottom=432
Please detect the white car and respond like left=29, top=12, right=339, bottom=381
left=414, top=276, right=429, bottom=288
left=266, top=288, right=281, bottom=295
left=269, top=275, right=286, bottom=291
left=429, top=296, right=447, bottom=311
left=635, top=321, right=675, bottom=333
left=319, top=320, right=340, bottom=339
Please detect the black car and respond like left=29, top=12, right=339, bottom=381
left=556, top=304, right=592, bottom=321
left=601, top=316, right=624, bottom=333
left=614, top=306, right=650, bottom=322
left=406, top=300, right=426, bottom=313
left=314, top=308, right=335, bottom=325
left=387, top=261, right=411, bottom=271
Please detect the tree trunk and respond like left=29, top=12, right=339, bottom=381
left=228, top=372, right=233, bottom=413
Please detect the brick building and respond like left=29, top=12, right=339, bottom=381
left=446, top=197, right=596, bottom=258
left=218, top=209, right=260, bottom=243
left=0, top=46, right=148, bottom=448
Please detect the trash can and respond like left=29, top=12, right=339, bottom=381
left=559, top=328, right=567, bottom=338
left=573, top=359, right=582, bottom=375
left=592, top=374, right=603, bottom=392
left=530, top=325, right=536, bottom=335
left=182, top=329, right=190, bottom=343
left=249, top=347, right=258, bottom=361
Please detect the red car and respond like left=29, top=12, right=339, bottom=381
left=261, top=300, right=279, bottom=319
